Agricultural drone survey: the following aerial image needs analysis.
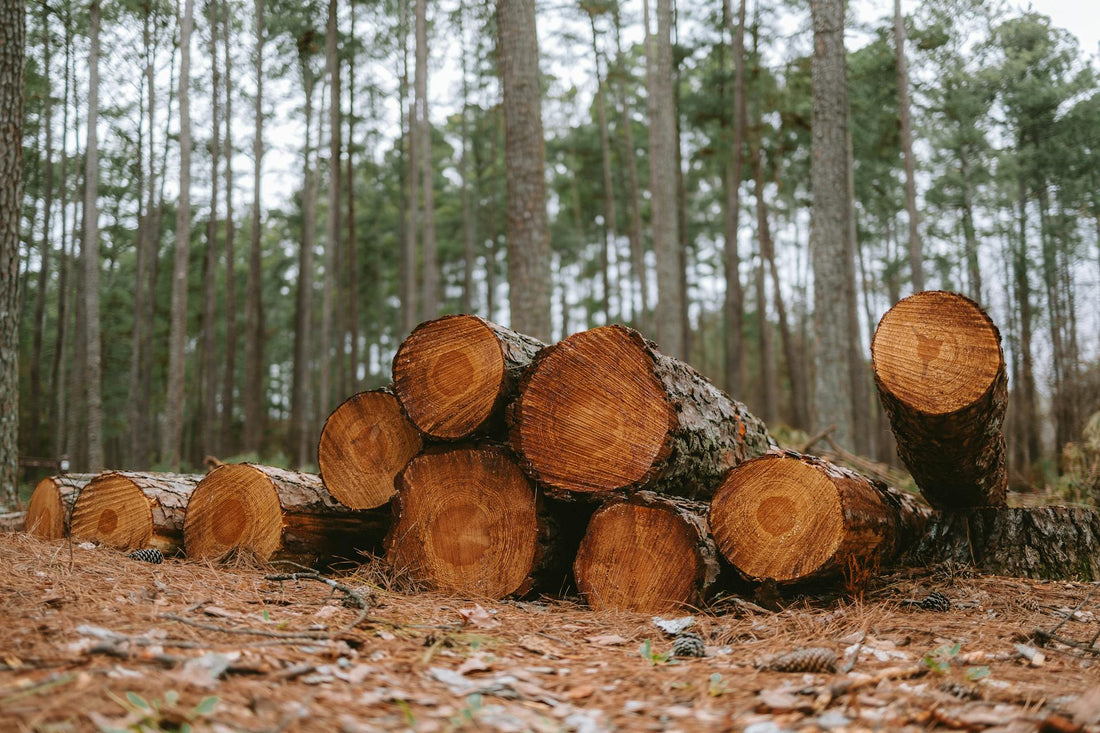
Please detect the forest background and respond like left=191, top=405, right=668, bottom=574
left=2, top=0, right=1099, bottom=507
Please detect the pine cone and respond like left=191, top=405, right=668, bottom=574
left=128, top=548, right=164, bottom=564
left=917, top=591, right=951, bottom=612
left=763, top=647, right=838, bottom=673
left=671, top=632, right=706, bottom=658
left=938, top=681, right=982, bottom=700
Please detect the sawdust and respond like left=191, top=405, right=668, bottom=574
left=1, top=531, right=1098, bottom=732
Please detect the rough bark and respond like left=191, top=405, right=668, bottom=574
left=29, top=0, right=53, bottom=458
left=317, top=389, right=423, bottom=510
left=321, top=0, right=340, bottom=420
left=894, top=0, right=923, bottom=292
left=575, top=490, right=718, bottom=612
left=509, top=324, right=774, bottom=500
left=393, top=314, right=544, bottom=440
left=83, top=0, right=104, bottom=471
left=243, top=0, right=265, bottom=454
left=721, top=0, right=746, bottom=397
left=221, top=0, right=237, bottom=454
left=908, top=507, right=1100, bottom=581
left=750, top=120, right=777, bottom=425
left=415, top=0, right=437, bottom=321
left=709, top=450, right=930, bottom=584
left=871, top=290, right=1008, bottom=508
left=70, top=472, right=204, bottom=553
left=185, top=464, right=390, bottom=565
left=496, top=0, right=551, bottom=342
left=201, top=0, right=222, bottom=459
left=24, top=473, right=97, bottom=539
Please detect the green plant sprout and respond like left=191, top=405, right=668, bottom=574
left=100, top=690, right=218, bottom=733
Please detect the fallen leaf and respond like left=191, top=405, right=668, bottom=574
left=457, top=653, right=494, bottom=676
left=566, top=684, right=595, bottom=700
left=173, top=652, right=236, bottom=689
left=202, top=605, right=240, bottom=619
left=653, top=616, right=694, bottom=635
left=518, top=634, right=564, bottom=658
left=586, top=634, right=628, bottom=647
left=313, top=606, right=340, bottom=620
left=756, top=688, right=811, bottom=714
left=457, top=605, right=499, bottom=629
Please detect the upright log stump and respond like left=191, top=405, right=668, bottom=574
left=185, top=464, right=390, bottom=565
left=318, top=389, right=423, bottom=509
left=872, top=291, right=1008, bottom=508
left=70, top=472, right=203, bottom=553
left=393, top=315, right=544, bottom=440
left=509, top=325, right=773, bottom=500
left=709, top=452, right=930, bottom=583
left=386, top=445, right=548, bottom=598
left=574, top=491, right=717, bottom=612
left=24, top=474, right=95, bottom=539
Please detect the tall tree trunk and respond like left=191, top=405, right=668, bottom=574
left=458, top=0, right=475, bottom=313
left=496, top=0, right=551, bottom=341
left=48, top=16, right=73, bottom=459
left=415, top=0, right=437, bottom=320
left=29, top=1, right=53, bottom=459
left=243, top=0, right=265, bottom=455
left=846, top=124, right=871, bottom=456
left=345, top=4, right=358, bottom=389
left=399, top=2, right=418, bottom=336
left=165, top=0, right=195, bottom=470
left=221, top=0, right=237, bottom=454
left=83, top=0, right=104, bottom=472
left=749, top=139, right=776, bottom=425
left=809, top=0, right=857, bottom=451
left=721, top=0, right=746, bottom=396
left=959, top=144, right=982, bottom=304
left=0, top=0, right=25, bottom=505
left=321, top=0, right=340, bottom=419
left=893, top=0, right=922, bottom=292
left=589, top=13, right=618, bottom=325
left=201, top=1, right=222, bottom=461
left=1014, top=169, right=1038, bottom=475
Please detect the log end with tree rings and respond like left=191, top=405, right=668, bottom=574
left=184, top=464, right=284, bottom=561
left=510, top=325, right=676, bottom=495
left=318, top=390, right=423, bottom=509
left=574, top=492, right=715, bottom=613
left=386, top=445, right=543, bottom=598
left=393, top=315, right=541, bottom=440
left=71, top=473, right=156, bottom=550
left=25, top=476, right=69, bottom=539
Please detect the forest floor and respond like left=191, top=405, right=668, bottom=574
left=1, top=531, right=1099, bottom=733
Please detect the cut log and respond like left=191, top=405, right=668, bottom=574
left=386, top=444, right=553, bottom=598
left=907, top=507, right=1100, bottom=580
left=574, top=491, right=718, bottom=612
left=871, top=290, right=1008, bottom=508
left=24, top=473, right=95, bottom=539
left=184, top=463, right=390, bottom=565
left=69, top=472, right=203, bottom=553
left=318, top=389, right=423, bottom=509
left=709, top=451, right=930, bottom=583
left=392, top=315, right=544, bottom=440
left=509, top=325, right=774, bottom=500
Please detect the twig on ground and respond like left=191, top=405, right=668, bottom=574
left=1032, top=585, right=1100, bottom=656
left=264, top=564, right=374, bottom=631
left=808, top=665, right=928, bottom=710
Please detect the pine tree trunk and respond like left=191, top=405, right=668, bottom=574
left=321, top=0, right=340, bottom=422
left=71, top=472, right=204, bottom=553
left=872, top=290, right=1008, bottom=508
left=959, top=145, right=982, bottom=304
left=399, top=4, right=418, bottom=337
left=589, top=13, right=619, bottom=326
left=415, top=0, right=437, bottom=321
left=201, top=4, right=222, bottom=460
left=894, top=0, right=923, bottom=292
left=25, top=473, right=97, bottom=539
left=750, top=124, right=777, bottom=425
left=186, top=464, right=391, bottom=565
left=243, top=0, right=265, bottom=455
left=221, top=0, right=237, bottom=455
left=710, top=450, right=930, bottom=583
left=509, top=325, right=774, bottom=500
left=721, top=0, right=746, bottom=397
left=345, top=18, right=359, bottom=390
left=29, top=1, right=53, bottom=459
left=83, top=0, right=104, bottom=471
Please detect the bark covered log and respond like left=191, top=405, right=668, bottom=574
left=871, top=290, right=1008, bottom=508
left=709, top=450, right=930, bottom=583
left=393, top=315, right=544, bottom=440
left=386, top=444, right=562, bottom=598
left=318, top=389, right=423, bottom=509
left=574, top=490, right=718, bottom=612
left=24, top=473, right=96, bottom=539
left=509, top=324, right=774, bottom=500
left=184, top=463, right=389, bottom=565
left=70, top=472, right=203, bottom=553
left=907, top=507, right=1100, bottom=580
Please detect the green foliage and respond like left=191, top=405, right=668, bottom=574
left=638, top=639, right=672, bottom=666
left=101, top=690, right=219, bottom=733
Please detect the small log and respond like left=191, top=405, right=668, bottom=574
left=184, top=463, right=390, bottom=565
left=24, top=473, right=96, bottom=539
left=70, top=472, right=203, bottom=553
left=509, top=325, right=774, bottom=500
left=574, top=491, right=718, bottom=612
left=386, top=444, right=553, bottom=598
left=318, top=389, right=423, bottom=509
left=392, top=315, right=544, bottom=440
left=871, top=290, right=1008, bottom=508
left=708, top=451, right=930, bottom=583
left=908, top=506, right=1100, bottom=580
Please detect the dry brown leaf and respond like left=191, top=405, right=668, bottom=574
left=457, top=605, right=499, bottom=629
left=586, top=634, right=628, bottom=646
left=518, top=634, right=564, bottom=658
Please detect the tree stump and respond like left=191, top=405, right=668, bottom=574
left=509, top=325, right=773, bottom=500
left=70, top=472, right=203, bottom=553
left=392, top=315, right=544, bottom=440
left=908, top=506, right=1100, bottom=580
left=574, top=491, right=718, bottom=612
left=184, top=463, right=390, bottom=565
left=871, top=290, right=1008, bottom=508
left=24, top=473, right=95, bottom=539
left=318, top=389, right=423, bottom=509
left=386, top=444, right=551, bottom=598
left=709, top=451, right=930, bottom=583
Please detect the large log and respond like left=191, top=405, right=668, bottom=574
left=386, top=444, right=559, bottom=598
left=392, top=315, right=544, bottom=440
left=574, top=491, right=718, bottom=612
left=70, top=472, right=203, bottom=553
left=708, top=451, right=930, bottom=583
left=907, top=506, right=1100, bottom=580
left=871, top=290, right=1008, bottom=508
left=184, top=463, right=390, bottom=565
left=508, top=325, right=774, bottom=500
left=24, top=473, right=96, bottom=539
left=318, top=389, right=423, bottom=509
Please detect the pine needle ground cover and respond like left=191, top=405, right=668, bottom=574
left=1, top=532, right=1098, bottom=732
